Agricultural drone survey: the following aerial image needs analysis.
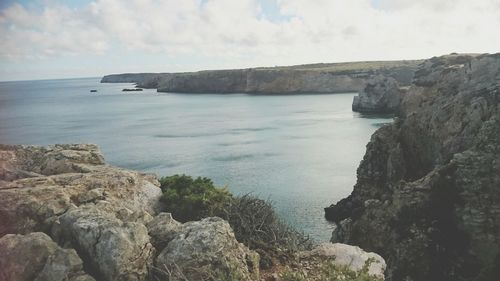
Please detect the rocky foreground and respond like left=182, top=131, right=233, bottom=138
left=326, top=53, right=500, bottom=281
left=0, top=144, right=385, bottom=281
left=101, top=60, right=420, bottom=94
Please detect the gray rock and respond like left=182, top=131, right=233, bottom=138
left=155, top=217, right=260, bottom=281
left=330, top=218, right=352, bottom=243
left=0, top=232, right=94, bottom=281
left=146, top=212, right=182, bottom=252
left=54, top=206, right=153, bottom=281
left=352, top=75, right=402, bottom=113
left=299, top=243, right=386, bottom=279
left=0, top=144, right=162, bottom=236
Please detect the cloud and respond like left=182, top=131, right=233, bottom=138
left=0, top=0, right=499, bottom=78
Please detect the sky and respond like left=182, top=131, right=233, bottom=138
left=1, top=0, right=500, bottom=81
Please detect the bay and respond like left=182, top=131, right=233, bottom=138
left=0, top=77, right=391, bottom=241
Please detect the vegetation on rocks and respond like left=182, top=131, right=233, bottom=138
left=159, top=174, right=312, bottom=268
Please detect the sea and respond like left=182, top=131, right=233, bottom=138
left=0, top=77, right=391, bottom=241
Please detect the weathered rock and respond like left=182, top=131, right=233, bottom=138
left=0, top=144, right=162, bottom=236
left=155, top=217, right=260, bottom=281
left=325, top=53, right=500, bottom=281
left=352, top=75, right=403, bottom=113
left=299, top=243, right=386, bottom=279
left=0, top=232, right=94, bottom=281
left=146, top=212, right=182, bottom=252
left=53, top=206, right=153, bottom=281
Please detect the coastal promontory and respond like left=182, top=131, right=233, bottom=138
left=101, top=60, right=421, bottom=94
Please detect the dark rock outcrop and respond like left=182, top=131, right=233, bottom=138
left=352, top=75, right=403, bottom=114
left=325, top=53, right=500, bottom=281
left=101, top=60, right=421, bottom=94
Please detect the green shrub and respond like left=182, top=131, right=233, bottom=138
left=159, top=174, right=232, bottom=222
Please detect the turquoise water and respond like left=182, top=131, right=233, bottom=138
left=0, top=77, right=391, bottom=241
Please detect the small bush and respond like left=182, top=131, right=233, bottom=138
left=223, top=195, right=312, bottom=268
left=159, top=175, right=232, bottom=222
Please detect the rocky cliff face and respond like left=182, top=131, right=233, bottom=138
left=101, top=61, right=420, bottom=94
left=325, top=53, right=500, bottom=281
left=0, top=144, right=385, bottom=281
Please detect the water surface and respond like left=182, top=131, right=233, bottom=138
left=0, top=78, right=391, bottom=241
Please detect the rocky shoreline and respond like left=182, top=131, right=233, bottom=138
left=326, top=53, right=500, bottom=281
left=0, top=144, right=385, bottom=281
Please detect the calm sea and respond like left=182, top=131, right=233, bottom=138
left=0, top=77, right=391, bottom=241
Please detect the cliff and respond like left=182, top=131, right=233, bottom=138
left=0, top=144, right=385, bottom=281
left=325, top=53, right=500, bottom=281
left=101, top=60, right=421, bottom=94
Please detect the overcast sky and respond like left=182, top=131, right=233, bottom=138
left=1, top=0, right=500, bottom=81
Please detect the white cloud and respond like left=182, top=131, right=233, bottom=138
left=0, top=0, right=500, bottom=78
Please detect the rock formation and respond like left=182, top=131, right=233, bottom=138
left=325, top=53, right=500, bottom=281
left=154, top=217, right=260, bottom=281
left=352, top=75, right=403, bottom=114
left=298, top=243, right=386, bottom=279
left=101, top=60, right=421, bottom=94
left=0, top=144, right=385, bottom=280
left=0, top=144, right=259, bottom=281
left=0, top=232, right=95, bottom=281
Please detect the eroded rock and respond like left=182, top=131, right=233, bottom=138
left=300, top=243, right=386, bottom=279
left=0, top=232, right=94, bottom=281
left=155, top=217, right=260, bottom=281
left=0, top=144, right=162, bottom=236
left=53, top=206, right=153, bottom=281
left=352, top=75, right=403, bottom=114
left=146, top=212, right=182, bottom=252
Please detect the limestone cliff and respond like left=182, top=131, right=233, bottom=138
left=101, top=60, right=421, bottom=94
left=325, top=53, right=500, bottom=281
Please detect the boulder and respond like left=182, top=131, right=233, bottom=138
left=0, top=232, right=94, bottom=281
left=155, top=217, right=260, bottom=281
left=53, top=206, right=153, bottom=281
left=300, top=243, right=386, bottom=279
left=146, top=212, right=182, bottom=251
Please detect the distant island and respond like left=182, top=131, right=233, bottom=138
left=101, top=60, right=422, bottom=94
